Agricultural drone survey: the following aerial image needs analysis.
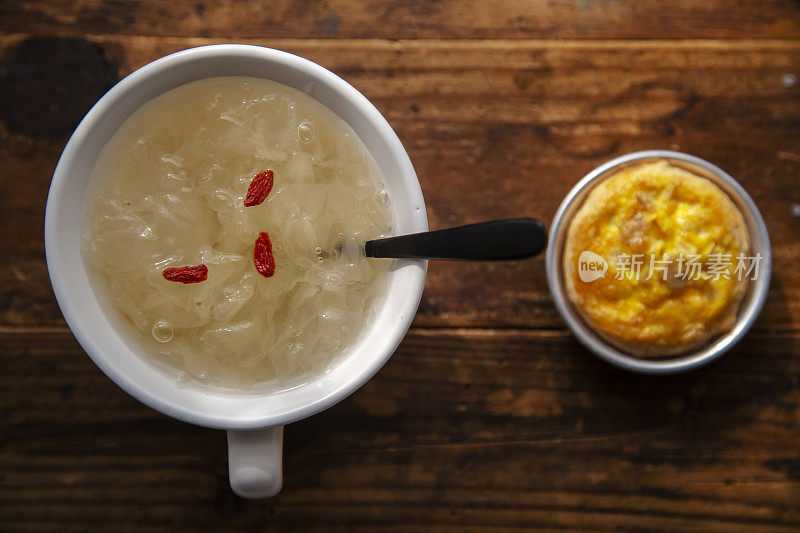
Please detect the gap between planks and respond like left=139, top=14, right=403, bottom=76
left=2, top=33, right=800, bottom=49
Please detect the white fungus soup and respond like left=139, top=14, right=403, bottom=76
left=83, top=76, right=393, bottom=389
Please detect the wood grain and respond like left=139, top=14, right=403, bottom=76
left=2, top=1, right=800, bottom=529
left=1, top=329, right=799, bottom=531
left=2, top=37, right=798, bottom=330
left=3, top=0, right=800, bottom=40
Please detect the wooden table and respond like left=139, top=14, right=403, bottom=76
left=2, top=1, right=800, bottom=530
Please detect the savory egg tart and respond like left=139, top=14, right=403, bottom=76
left=563, top=159, right=750, bottom=358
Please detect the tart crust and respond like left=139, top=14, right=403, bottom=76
left=563, top=160, right=750, bottom=358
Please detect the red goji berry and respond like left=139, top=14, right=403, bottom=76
left=162, top=264, right=208, bottom=284
left=253, top=232, right=276, bottom=278
left=244, top=170, right=274, bottom=207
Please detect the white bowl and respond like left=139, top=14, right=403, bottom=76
left=45, top=45, right=428, bottom=497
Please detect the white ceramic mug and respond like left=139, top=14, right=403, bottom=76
left=45, top=45, right=428, bottom=498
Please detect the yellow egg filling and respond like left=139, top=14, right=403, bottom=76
left=563, top=160, right=751, bottom=357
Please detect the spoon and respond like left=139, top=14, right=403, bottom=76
left=361, top=218, right=547, bottom=260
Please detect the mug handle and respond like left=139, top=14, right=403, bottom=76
left=227, top=426, right=284, bottom=498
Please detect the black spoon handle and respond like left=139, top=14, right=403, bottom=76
left=364, top=218, right=547, bottom=261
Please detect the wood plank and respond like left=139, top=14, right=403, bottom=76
left=1, top=328, right=800, bottom=531
left=1, top=37, right=799, bottom=329
left=2, top=0, right=800, bottom=40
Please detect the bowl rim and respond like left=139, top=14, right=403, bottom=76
left=545, top=150, right=771, bottom=374
left=45, top=44, right=428, bottom=428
